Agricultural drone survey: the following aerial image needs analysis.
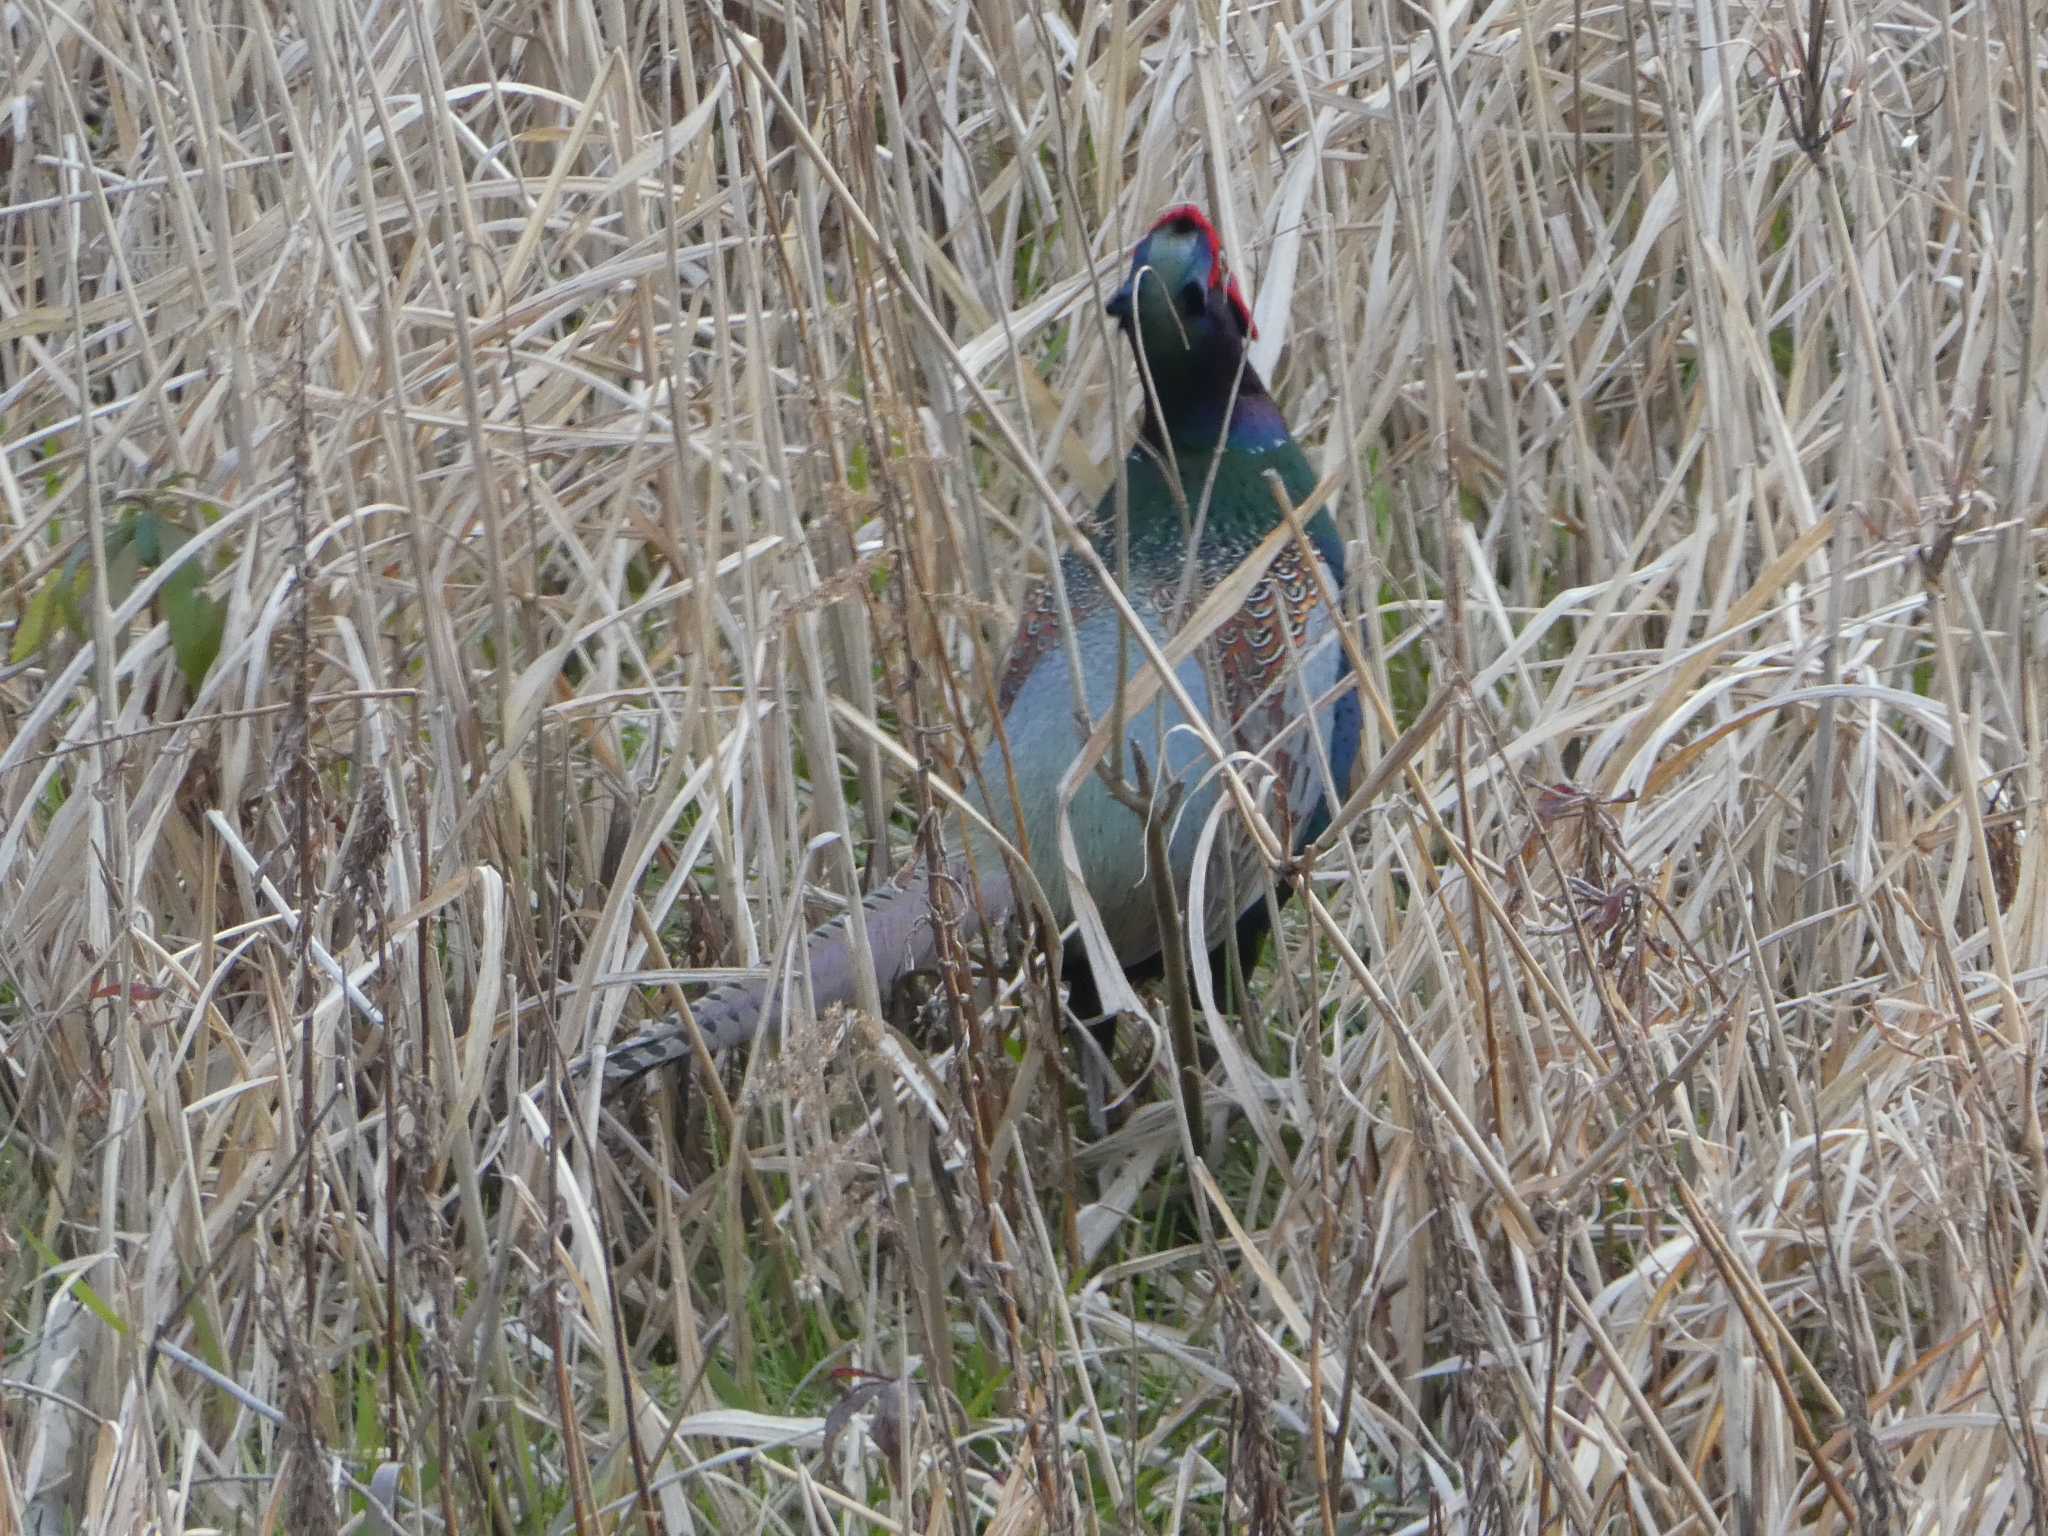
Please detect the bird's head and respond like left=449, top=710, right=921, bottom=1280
left=1106, top=204, right=1257, bottom=373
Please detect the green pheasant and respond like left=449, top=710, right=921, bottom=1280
left=600, top=205, right=1358, bottom=1086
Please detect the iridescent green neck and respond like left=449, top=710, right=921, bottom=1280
left=1134, top=348, right=1287, bottom=456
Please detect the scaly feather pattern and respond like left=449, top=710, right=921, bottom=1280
left=596, top=206, right=1359, bottom=1089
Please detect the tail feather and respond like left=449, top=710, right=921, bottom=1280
left=596, top=858, right=1014, bottom=1090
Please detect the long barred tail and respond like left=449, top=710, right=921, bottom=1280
left=594, top=859, right=1014, bottom=1091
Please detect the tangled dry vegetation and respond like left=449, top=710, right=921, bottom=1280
left=1, top=0, right=2044, bottom=1529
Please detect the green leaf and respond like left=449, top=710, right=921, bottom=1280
left=162, top=582, right=225, bottom=690
left=55, top=557, right=92, bottom=638
left=20, top=1228, right=130, bottom=1338
left=104, top=536, right=143, bottom=611
left=12, top=579, right=60, bottom=662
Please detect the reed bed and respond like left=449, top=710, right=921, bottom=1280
left=1, top=0, right=2043, bottom=1530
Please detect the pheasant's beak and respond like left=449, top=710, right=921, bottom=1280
left=1105, top=273, right=1135, bottom=324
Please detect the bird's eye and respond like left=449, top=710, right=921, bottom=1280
left=1180, top=280, right=1206, bottom=318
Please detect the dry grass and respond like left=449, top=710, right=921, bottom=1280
left=1, top=0, right=2044, bottom=1530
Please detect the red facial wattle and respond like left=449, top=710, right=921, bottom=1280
left=1146, top=203, right=1257, bottom=339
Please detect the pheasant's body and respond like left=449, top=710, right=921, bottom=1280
left=967, top=433, right=1350, bottom=962
left=599, top=207, right=1358, bottom=1088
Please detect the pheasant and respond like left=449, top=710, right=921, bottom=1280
left=598, top=205, right=1358, bottom=1089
